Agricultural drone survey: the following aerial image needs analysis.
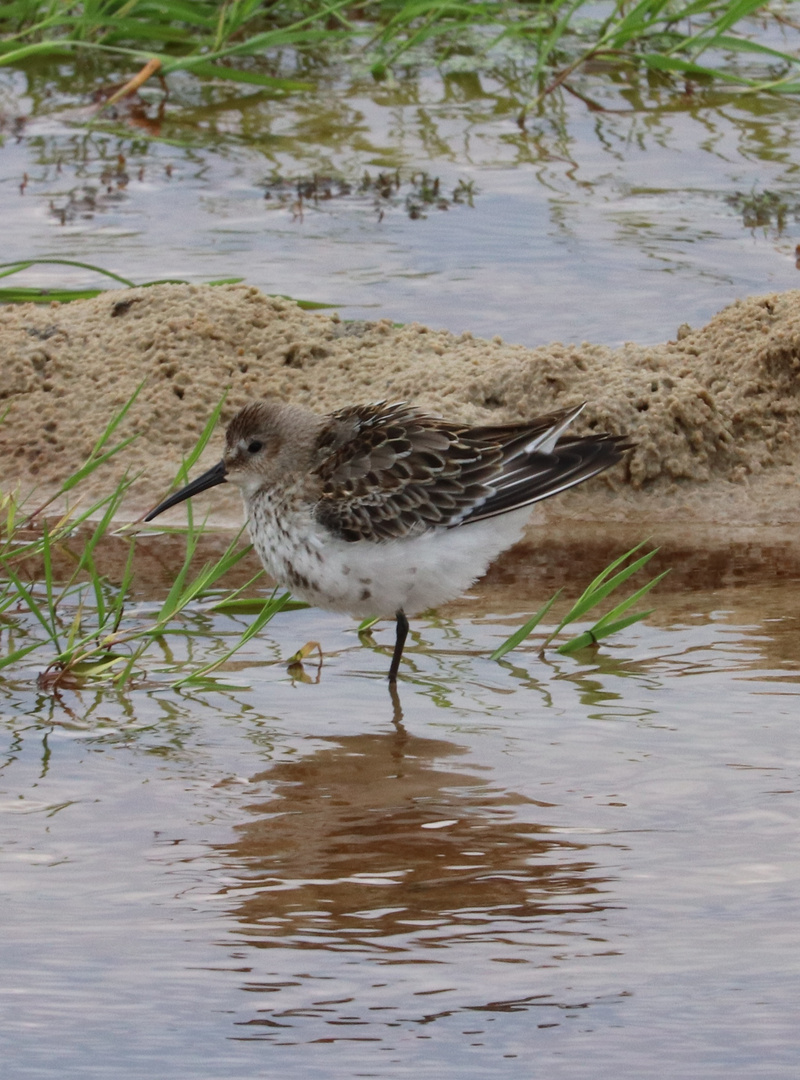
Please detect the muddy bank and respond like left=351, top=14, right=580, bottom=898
left=1, top=283, right=799, bottom=525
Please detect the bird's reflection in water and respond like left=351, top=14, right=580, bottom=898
left=212, top=723, right=625, bottom=1041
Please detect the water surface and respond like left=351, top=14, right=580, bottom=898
left=3, top=41, right=800, bottom=345
left=2, top=532, right=799, bottom=1078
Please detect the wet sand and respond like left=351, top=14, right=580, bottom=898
left=1, top=283, right=799, bottom=525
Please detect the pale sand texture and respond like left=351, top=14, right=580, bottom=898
left=1, top=283, right=799, bottom=524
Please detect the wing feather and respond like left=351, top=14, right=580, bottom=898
left=312, top=402, right=630, bottom=543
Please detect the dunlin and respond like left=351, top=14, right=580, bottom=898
left=145, top=400, right=630, bottom=681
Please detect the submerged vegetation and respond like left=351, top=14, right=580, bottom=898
left=260, top=170, right=478, bottom=222
left=725, top=188, right=800, bottom=233
left=0, top=392, right=666, bottom=693
left=1, top=0, right=798, bottom=115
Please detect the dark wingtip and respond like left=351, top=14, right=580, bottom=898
left=456, top=429, right=634, bottom=526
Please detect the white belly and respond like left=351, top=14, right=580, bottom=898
left=246, top=495, right=532, bottom=619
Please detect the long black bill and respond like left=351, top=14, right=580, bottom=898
left=144, top=460, right=228, bottom=521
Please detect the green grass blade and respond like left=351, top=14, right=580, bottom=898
left=62, top=590, right=86, bottom=654
left=79, top=381, right=144, bottom=471
left=547, top=547, right=658, bottom=641
left=2, top=564, right=60, bottom=645
left=642, top=53, right=748, bottom=81
left=67, top=653, right=127, bottom=679
left=559, top=539, right=649, bottom=614
left=83, top=551, right=107, bottom=630
left=590, top=569, right=670, bottom=632
left=490, top=589, right=562, bottom=662
left=172, top=589, right=292, bottom=685
left=145, top=523, right=252, bottom=633
left=557, top=610, right=654, bottom=654
left=60, top=435, right=140, bottom=493
left=21, top=384, right=144, bottom=525
left=0, top=640, right=43, bottom=670
left=212, top=596, right=308, bottom=614
left=113, top=641, right=149, bottom=685
left=59, top=477, right=130, bottom=597
left=0, top=287, right=108, bottom=303
left=0, top=258, right=137, bottom=287
left=179, top=394, right=227, bottom=476
left=272, top=294, right=336, bottom=310
left=177, top=61, right=313, bottom=91
left=153, top=526, right=202, bottom=625
left=492, top=541, right=666, bottom=661
left=145, top=395, right=227, bottom=521
left=110, top=539, right=137, bottom=635
left=710, top=34, right=800, bottom=65
left=40, top=522, right=62, bottom=649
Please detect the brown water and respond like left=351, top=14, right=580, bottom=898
left=2, top=531, right=799, bottom=1078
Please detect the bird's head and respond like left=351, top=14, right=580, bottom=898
left=144, top=399, right=320, bottom=521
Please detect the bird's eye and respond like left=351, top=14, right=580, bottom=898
left=247, top=440, right=263, bottom=454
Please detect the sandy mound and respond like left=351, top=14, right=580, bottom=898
left=1, top=283, right=799, bottom=524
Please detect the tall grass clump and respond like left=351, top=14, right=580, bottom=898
left=0, top=389, right=294, bottom=688
left=490, top=540, right=668, bottom=662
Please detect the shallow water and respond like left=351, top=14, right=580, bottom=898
left=3, top=28, right=800, bottom=346
left=2, top=532, right=799, bottom=1078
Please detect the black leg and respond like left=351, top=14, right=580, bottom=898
left=388, top=609, right=409, bottom=683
